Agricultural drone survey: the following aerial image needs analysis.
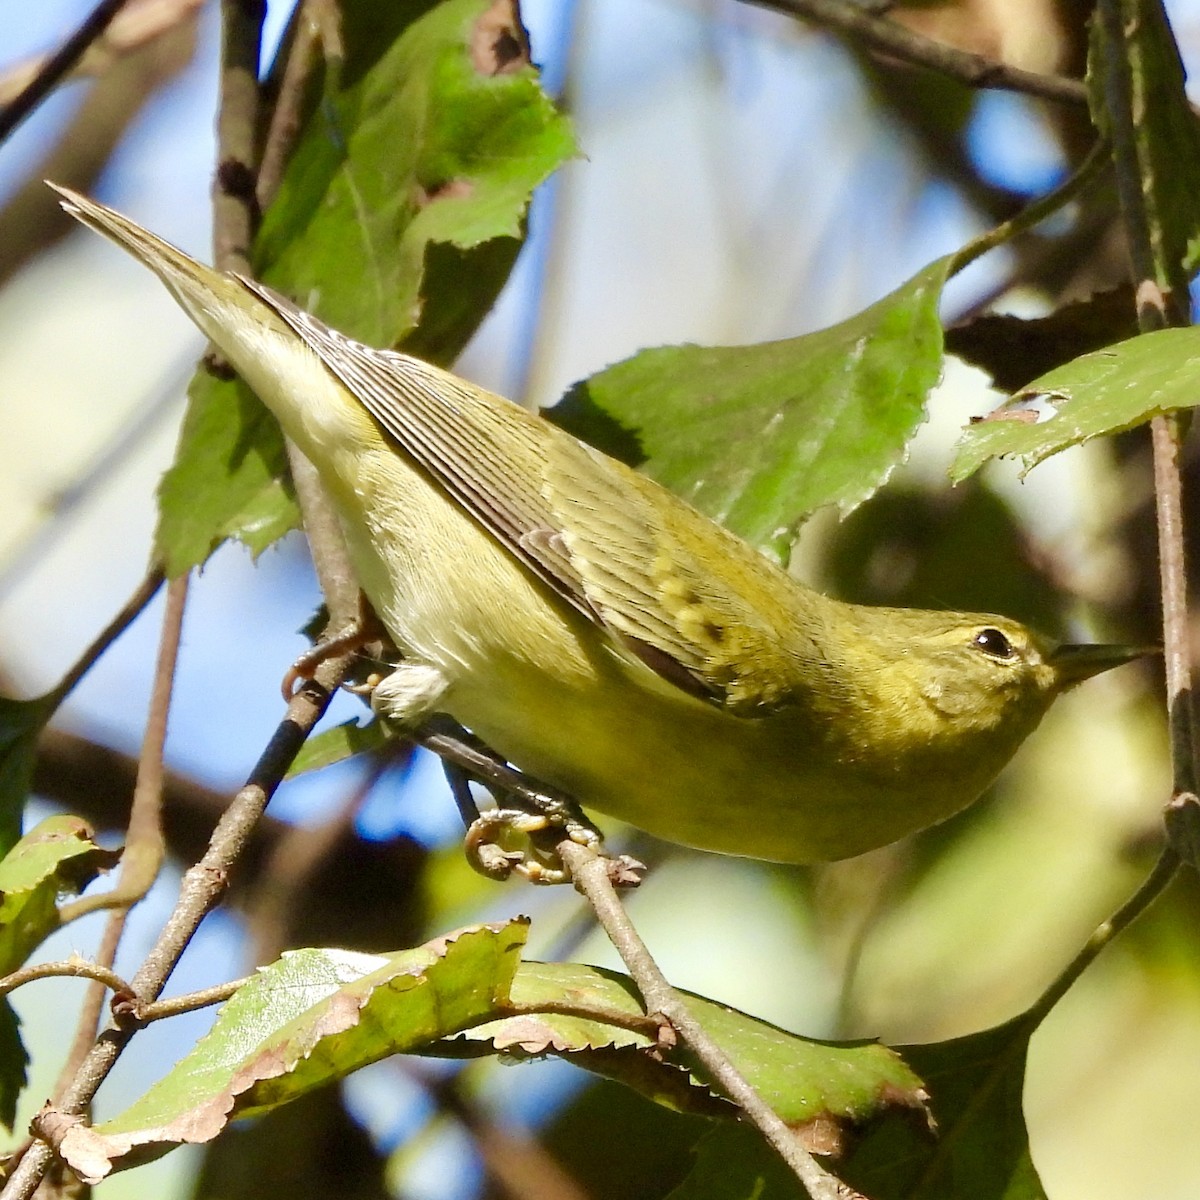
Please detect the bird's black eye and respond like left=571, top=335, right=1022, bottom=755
left=973, top=628, right=1015, bottom=659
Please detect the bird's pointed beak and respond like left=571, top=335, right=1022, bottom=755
left=1049, top=642, right=1158, bottom=685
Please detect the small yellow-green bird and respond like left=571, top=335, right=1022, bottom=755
left=53, top=184, right=1147, bottom=863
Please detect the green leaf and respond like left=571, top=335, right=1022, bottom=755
left=1087, top=0, right=1200, bottom=283
left=841, top=1016, right=1044, bottom=1200
left=666, top=1123, right=805, bottom=1200
left=0, top=1000, right=26, bottom=1132
left=549, top=255, right=954, bottom=561
left=0, top=815, right=118, bottom=1131
left=255, top=0, right=574, bottom=353
left=60, top=923, right=528, bottom=1183
left=950, top=325, right=1200, bottom=481
left=285, top=718, right=390, bottom=778
left=0, top=695, right=59, bottom=857
left=63, top=930, right=926, bottom=1183
left=155, top=376, right=298, bottom=573
left=154, top=0, right=576, bottom=574
left=668, top=1015, right=1045, bottom=1200
left=0, top=815, right=119, bottom=974
left=447, top=962, right=930, bottom=1134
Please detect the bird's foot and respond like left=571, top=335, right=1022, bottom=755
left=281, top=595, right=392, bottom=699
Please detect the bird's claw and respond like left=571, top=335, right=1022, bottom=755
left=280, top=596, right=392, bottom=700
left=463, top=807, right=638, bottom=887
left=464, top=811, right=572, bottom=884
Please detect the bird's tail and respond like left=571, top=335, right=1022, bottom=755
left=48, top=182, right=286, bottom=343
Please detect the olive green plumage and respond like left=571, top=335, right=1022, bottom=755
left=52, top=184, right=1146, bottom=862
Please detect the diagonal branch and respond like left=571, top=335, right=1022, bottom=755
left=745, top=0, right=1088, bottom=105
left=0, top=0, right=132, bottom=142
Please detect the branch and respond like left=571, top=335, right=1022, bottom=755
left=557, top=840, right=863, bottom=1200
left=256, top=0, right=340, bottom=208
left=1, top=6, right=274, bottom=1197
left=0, top=0, right=132, bottom=142
left=0, top=959, right=130, bottom=1001
left=50, top=574, right=187, bottom=1121
left=61, top=576, right=188, bottom=924
left=119, top=978, right=248, bottom=1025
left=1094, top=0, right=1196, bottom=801
left=746, top=0, right=1088, bottom=105
left=49, top=568, right=163, bottom=704
left=1, top=680, right=347, bottom=1200
left=950, top=138, right=1112, bottom=274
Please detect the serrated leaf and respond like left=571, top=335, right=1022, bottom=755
left=549, top=256, right=953, bottom=561
left=841, top=1016, right=1044, bottom=1200
left=0, top=695, right=59, bottom=857
left=255, top=0, right=574, bottom=352
left=60, top=922, right=528, bottom=1183
left=60, top=929, right=927, bottom=1182
left=950, top=325, right=1200, bottom=480
left=0, top=815, right=119, bottom=974
left=285, top=718, right=390, bottom=778
left=155, top=376, right=297, bottom=574
left=0, top=815, right=117, bottom=1131
left=446, top=962, right=929, bottom=1138
left=154, top=0, right=576, bottom=574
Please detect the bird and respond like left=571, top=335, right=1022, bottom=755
left=51, top=183, right=1149, bottom=863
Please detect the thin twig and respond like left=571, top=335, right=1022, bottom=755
left=1030, top=843, right=1179, bottom=1021
left=1152, top=415, right=1197, bottom=793
left=950, top=139, right=1112, bottom=275
left=0, top=959, right=130, bottom=1001
left=59, top=575, right=186, bottom=924
left=1095, top=0, right=1196, bottom=797
left=256, top=0, right=322, bottom=209
left=52, top=573, right=187, bottom=1112
left=0, top=675, right=347, bottom=1200
left=122, top=977, right=248, bottom=1024
left=743, top=0, right=1088, bottom=105
left=504, top=998, right=668, bottom=1040
left=50, top=910, right=123, bottom=1109
left=212, top=0, right=264, bottom=271
left=49, top=568, right=164, bottom=704
left=0, top=0, right=132, bottom=142
left=0, top=6, right=276, bottom=1197
left=557, top=841, right=863, bottom=1200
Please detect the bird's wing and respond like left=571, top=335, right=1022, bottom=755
left=242, top=281, right=806, bottom=712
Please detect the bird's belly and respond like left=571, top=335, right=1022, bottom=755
left=328, top=455, right=976, bottom=864
left=442, top=655, right=963, bottom=864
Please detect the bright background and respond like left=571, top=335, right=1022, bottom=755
left=0, top=2, right=1194, bottom=1197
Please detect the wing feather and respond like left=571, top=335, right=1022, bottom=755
left=239, top=279, right=812, bottom=712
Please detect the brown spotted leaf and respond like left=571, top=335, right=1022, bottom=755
left=60, top=923, right=527, bottom=1182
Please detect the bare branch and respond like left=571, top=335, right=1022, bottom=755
left=746, top=0, right=1088, bottom=105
